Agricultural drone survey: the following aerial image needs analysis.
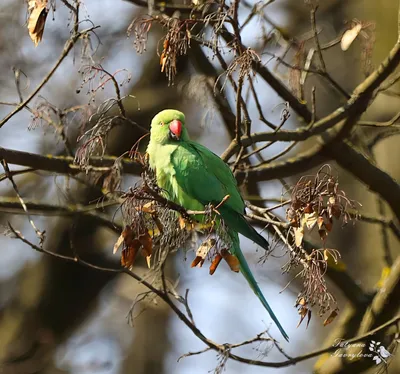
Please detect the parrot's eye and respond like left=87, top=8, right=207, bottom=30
left=159, top=121, right=164, bottom=126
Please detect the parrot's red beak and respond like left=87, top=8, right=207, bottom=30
left=169, top=119, right=182, bottom=140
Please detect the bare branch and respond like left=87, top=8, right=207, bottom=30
left=1, top=160, right=45, bottom=243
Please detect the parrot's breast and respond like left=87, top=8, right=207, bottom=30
left=148, top=144, right=204, bottom=212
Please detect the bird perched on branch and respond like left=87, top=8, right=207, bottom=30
left=147, top=109, right=289, bottom=341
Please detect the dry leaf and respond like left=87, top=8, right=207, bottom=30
left=113, top=233, right=124, bottom=254
left=121, top=239, right=141, bottom=268
left=145, top=255, right=152, bottom=268
left=297, top=297, right=306, bottom=306
left=341, top=24, right=362, bottom=51
left=122, top=225, right=134, bottom=244
left=304, top=203, right=313, bottom=214
left=120, top=225, right=139, bottom=268
left=191, top=256, right=204, bottom=268
left=297, top=307, right=312, bottom=328
left=179, top=216, right=186, bottom=230
left=306, top=310, right=312, bottom=328
left=294, top=226, right=304, bottom=247
left=209, top=253, right=223, bottom=275
left=118, top=225, right=153, bottom=268
left=140, top=201, right=156, bottom=214
left=297, top=307, right=307, bottom=328
left=160, top=57, right=167, bottom=72
left=328, top=196, right=342, bottom=219
left=139, top=232, right=152, bottom=269
left=319, top=229, right=327, bottom=241
left=323, top=309, right=339, bottom=326
left=138, top=231, right=152, bottom=258
left=324, top=216, right=333, bottom=232
left=221, top=248, right=240, bottom=273
left=296, top=298, right=312, bottom=328
left=317, top=216, right=324, bottom=230
left=317, top=216, right=328, bottom=241
left=160, top=39, right=169, bottom=72
left=303, top=211, right=318, bottom=230
left=191, top=239, right=216, bottom=268
left=28, top=0, right=48, bottom=47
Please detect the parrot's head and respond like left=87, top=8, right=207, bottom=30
left=149, top=109, right=188, bottom=145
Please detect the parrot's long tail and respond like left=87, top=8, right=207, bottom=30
left=231, top=238, right=289, bottom=342
left=219, top=206, right=270, bottom=250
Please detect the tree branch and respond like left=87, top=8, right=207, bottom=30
left=0, top=147, right=141, bottom=176
left=0, top=197, right=121, bottom=233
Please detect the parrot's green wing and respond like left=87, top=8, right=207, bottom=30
left=171, top=141, right=269, bottom=250
left=171, top=141, right=244, bottom=212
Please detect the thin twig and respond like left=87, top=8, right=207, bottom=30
left=310, top=5, right=326, bottom=72
left=0, top=24, right=98, bottom=129
left=1, top=160, right=45, bottom=244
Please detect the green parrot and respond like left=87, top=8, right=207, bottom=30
left=147, top=109, right=289, bottom=341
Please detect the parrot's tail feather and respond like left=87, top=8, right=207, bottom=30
left=232, top=242, right=289, bottom=342
left=219, top=206, right=270, bottom=250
